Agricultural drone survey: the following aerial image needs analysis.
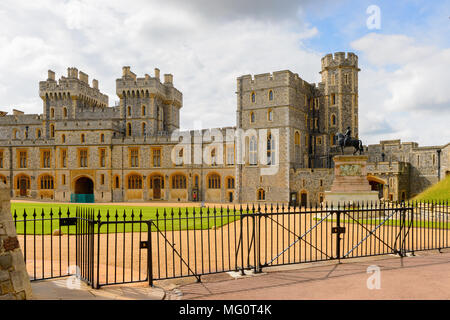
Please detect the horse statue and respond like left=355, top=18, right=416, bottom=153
left=336, top=132, right=364, bottom=155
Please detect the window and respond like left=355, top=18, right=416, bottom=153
left=227, top=177, right=235, bottom=189
left=0, top=175, right=6, bottom=185
left=62, top=174, right=66, bottom=185
left=257, top=189, right=265, bottom=201
left=100, top=134, right=105, bottom=143
left=16, top=175, right=30, bottom=189
left=79, top=149, right=88, bottom=167
left=19, top=151, right=27, bottom=168
left=194, top=175, right=199, bottom=188
left=115, top=176, right=120, bottom=189
left=0, top=150, right=3, bottom=168
left=13, top=129, right=18, bottom=139
left=249, top=136, right=257, bottom=165
left=51, top=108, right=55, bottom=118
left=61, top=149, right=67, bottom=168
left=128, top=175, right=142, bottom=189
left=63, top=107, right=68, bottom=118
left=142, top=123, right=146, bottom=136
left=142, top=105, right=146, bottom=116
left=250, top=112, right=255, bottom=123
left=50, top=124, right=55, bottom=138
left=129, top=148, right=139, bottom=168
left=267, top=134, right=275, bottom=165
left=344, top=74, right=349, bottom=85
left=331, top=114, right=336, bottom=126
left=152, top=148, right=161, bottom=167
left=62, top=134, right=66, bottom=143
left=331, top=94, right=336, bottom=105
left=208, top=174, right=221, bottom=189
left=317, top=137, right=322, bottom=145
left=268, top=109, right=273, bottom=121
left=251, top=92, right=255, bottom=103
left=99, top=148, right=106, bottom=167
left=100, top=174, right=105, bottom=185
left=81, top=134, right=85, bottom=143
left=294, top=131, right=300, bottom=145
left=42, top=150, right=51, bottom=168
left=268, top=90, right=273, bottom=101
left=172, top=174, right=187, bottom=189
left=40, top=175, right=54, bottom=190
left=127, top=123, right=132, bottom=136
left=127, top=106, right=131, bottom=116
left=36, top=129, right=41, bottom=139
left=175, top=148, right=184, bottom=166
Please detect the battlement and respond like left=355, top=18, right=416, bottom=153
left=237, top=70, right=312, bottom=91
left=116, top=66, right=182, bottom=105
left=321, top=52, right=358, bottom=69
left=39, top=68, right=108, bottom=106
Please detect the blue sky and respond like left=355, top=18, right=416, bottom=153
left=0, top=0, right=449, bottom=146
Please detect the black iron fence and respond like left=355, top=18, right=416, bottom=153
left=13, top=200, right=449, bottom=289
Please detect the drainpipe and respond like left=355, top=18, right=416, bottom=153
left=437, top=149, right=441, bottom=181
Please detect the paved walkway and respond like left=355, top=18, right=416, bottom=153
left=31, top=279, right=165, bottom=300
left=172, top=250, right=450, bottom=300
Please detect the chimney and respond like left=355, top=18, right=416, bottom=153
left=67, top=67, right=79, bottom=79
left=92, top=79, right=99, bottom=89
left=154, top=68, right=160, bottom=80
left=164, top=74, right=173, bottom=85
left=48, top=70, right=55, bottom=81
left=122, top=66, right=130, bottom=77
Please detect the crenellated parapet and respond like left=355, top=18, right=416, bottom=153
left=39, top=68, right=108, bottom=108
left=321, top=52, right=359, bottom=70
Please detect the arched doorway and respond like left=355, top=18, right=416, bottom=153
left=300, top=191, right=308, bottom=207
left=16, top=175, right=30, bottom=197
left=149, top=174, right=164, bottom=200
left=73, top=177, right=94, bottom=203
left=367, top=175, right=385, bottom=199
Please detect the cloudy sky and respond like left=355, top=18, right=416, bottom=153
left=0, top=0, right=449, bottom=146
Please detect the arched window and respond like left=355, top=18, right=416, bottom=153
left=127, top=106, right=131, bottom=116
left=13, top=129, right=18, bottom=139
left=63, top=107, right=68, bottom=118
left=194, top=175, right=199, bottom=188
left=331, top=114, right=336, bottom=126
left=81, top=134, right=85, bottom=143
left=127, top=174, right=142, bottom=189
left=208, top=173, right=221, bottom=189
left=257, top=189, right=265, bottom=201
left=142, top=122, right=146, bottom=136
left=40, top=175, right=54, bottom=189
left=142, top=105, right=146, bottom=116
left=0, top=175, right=7, bottom=185
left=50, top=108, right=55, bottom=118
left=36, top=129, right=41, bottom=139
left=100, top=134, right=105, bottom=143
left=62, top=134, right=66, bottom=143
left=127, top=123, right=132, bottom=136
left=268, top=90, right=273, bottom=101
left=226, top=177, right=235, bottom=189
left=294, top=131, right=300, bottom=145
left=249, top=136, right=257, bottom=165
left=50, top=124, right=55, bottom=138
left=251, top=92, right=255, bottom=103
left=172, top=174, right=187, bottom=189
left=250, top=112, right=255, bottom=123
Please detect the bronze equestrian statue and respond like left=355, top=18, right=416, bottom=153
left=336, top=127, right=363, bottom=155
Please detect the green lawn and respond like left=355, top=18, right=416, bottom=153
left=11, top=202, right=244, bottom=235
left=414, top=175, right=450, bottom=202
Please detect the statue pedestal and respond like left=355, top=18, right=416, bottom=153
left=324, top=155, right=379, bottom=206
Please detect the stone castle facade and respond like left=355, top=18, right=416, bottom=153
left=0, top=52, right=448, bottom=204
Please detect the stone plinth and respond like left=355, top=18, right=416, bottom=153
left=0, top=182, right=32, bottom=300
left=324, top=155, right=379, bottom=206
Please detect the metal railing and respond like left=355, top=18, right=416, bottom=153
left=13, top=200, right=449, bottom=288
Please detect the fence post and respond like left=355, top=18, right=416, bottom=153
left=336, top=211, right=341, bottom=262
left=147, top=221, right=153, bottom=287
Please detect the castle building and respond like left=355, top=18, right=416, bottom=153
left=0, top=52, right=448, bottom=204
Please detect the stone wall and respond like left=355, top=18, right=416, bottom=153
left=0, top=182, right=32, bottom=300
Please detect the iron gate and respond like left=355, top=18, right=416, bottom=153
left=13, top=201, right=449, bottom=288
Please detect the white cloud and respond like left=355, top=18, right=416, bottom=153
left=351, top=33, right=450, bottom=146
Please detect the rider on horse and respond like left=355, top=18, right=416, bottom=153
left=344, top=126, right=351, bottom=147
